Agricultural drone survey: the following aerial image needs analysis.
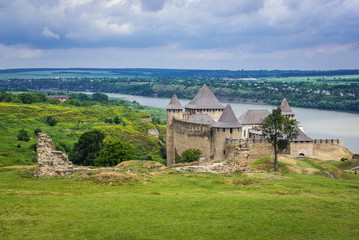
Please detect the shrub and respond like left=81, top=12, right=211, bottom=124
left=46, top=116, right=57, bottom=126
left=34, top=128, right=42, bottom=135
left=70, top=130, right=106, bottom=166
left=105, top=118, right=113, bottom=124
left=47, top=98, right=61, bottom=105
left=95, top=141, right=135, bottom=167
left=17, top=129, right=30, bottom=142
left=176, top=148, right=202, bottom=163
left=30, top=143, right=37, bottom=152
left=92, top=92, right=108, bottom=102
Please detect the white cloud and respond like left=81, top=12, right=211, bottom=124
left=41, top=26, right=60, bottom=39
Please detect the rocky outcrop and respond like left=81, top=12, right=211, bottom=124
left=34, top=133, right=74, bottom=177
left=147, top=128, right=159, bottom=138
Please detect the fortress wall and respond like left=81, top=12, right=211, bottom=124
left=213, top=128, right=241, bottom=160
left=290, top=142, right=314, bottom=157
left=247, top=138, right=273, bottom=162
left=226, top=138, right=272, bottom=162
left=313, top=139, right=353, bottom=160
left=173, top=119, right=212, bottom=161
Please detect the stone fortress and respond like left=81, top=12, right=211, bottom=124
left=166, top=84, right=353, bottom=167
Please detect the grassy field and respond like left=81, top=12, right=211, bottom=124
left=1, top=159, right=359, bottom=240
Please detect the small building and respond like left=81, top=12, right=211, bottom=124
left=46, top=95, right=68, bottom=102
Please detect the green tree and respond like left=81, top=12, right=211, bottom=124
left=46, top=116, right=57, bottom=126
left=260, top=107, right=298, bottom=171
left=17, top=129, right=30, bottom=142
left=0, top=91, right=15, bottom=102
left=95, top=141, right=135, bottom=167
left=34, top=128, right=42, bottom=135
left=92, top=92, right=108, bottom=102
left=114, top=116, right=120, bottom=124
left=47, top=98, right=61, bottom=105
left=70, top=130, right=106, bottom=166
left=17, top=93, right=39, bottom=104
left=176, top=148, right=202, bottom=163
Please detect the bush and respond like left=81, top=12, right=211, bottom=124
left=30, top=143, right=37, bottom=152
left=95, top=141, right=135, bottom=167
left=46, top=116, right=57, bottom=126
left=92, top=92, right=108, bottom=102
left=105, top=118, right=113, bottom=124
left=176, top=148, right=202, bottom=163
left=34, top=128, right=42, bottom=135
left=47, top=98, right=61, bottom=105
left=17, top=129, right=30, bottom=142
left=70, top=130, right=106, bottom=166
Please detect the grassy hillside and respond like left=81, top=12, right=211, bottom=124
left=0, top=102, right=166, bottom=167
left=0, top=161, right=358, bottom=239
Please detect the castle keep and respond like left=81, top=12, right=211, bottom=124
left=166, top=84, right=353, bottom=166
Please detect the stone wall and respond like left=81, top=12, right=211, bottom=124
left=313, top=139, right=353, bottom=160
left=213, top=128, right=241, bottom=160
left=166, top=109, right=184, bottom=165
left=34, top=133, right=74, bottom=177
left=290, top=142, right=314, bottom=157
left=172, top=118, right=213, bottom=161
left=247, top=138, right=273, bottom=162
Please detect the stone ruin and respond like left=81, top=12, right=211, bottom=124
left=34, top=133, right=74, bottom=177
left=173, top=139, right=250, bottom=174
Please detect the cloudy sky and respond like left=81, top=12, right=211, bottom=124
left=0, top=0, right=358, bottom=70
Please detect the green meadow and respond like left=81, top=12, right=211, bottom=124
left=0, top=162, right=359, bottom=240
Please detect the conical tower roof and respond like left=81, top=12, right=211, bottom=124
left=166, top=93, right=183, bottom=110
left=185, top=84, right=224, bottom=110
left=280, top=98, right=295, bottom=115
left=212, top=104, right=242, bottom=128
left=238, top=110, right=270, bottom=125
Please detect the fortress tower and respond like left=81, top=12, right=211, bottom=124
left=184, top=84, right=225, bottom=121
left=280, top=98, right=295, bottom=119
left=212, top=104, right=242, bottom=159
left=166, top=93, right=183, bottom=166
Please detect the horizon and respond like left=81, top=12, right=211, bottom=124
left=1, top=1, right=359, bottom=70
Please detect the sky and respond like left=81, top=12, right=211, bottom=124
left=0, top=0, right=359, bottom=70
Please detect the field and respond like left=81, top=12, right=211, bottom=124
left=1, top=159, right=359, bottom=240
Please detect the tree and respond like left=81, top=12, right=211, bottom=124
left=17, top=129, right=30, bottom=142
left=95, top=141, right=135, bottom=167
left=46, top=116, right=57, bottom=126
left=260, top=108, right=298, bottom=171
left=176, top=148, right=202, bottom=163
left=70, top=130, right=106, bottom=166
left=92, top=92, right=108, bottom=102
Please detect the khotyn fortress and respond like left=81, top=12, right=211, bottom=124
left=166, top=84, right=353, bottom=167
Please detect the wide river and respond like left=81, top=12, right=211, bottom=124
left=106, top=93, right=359, bottom=153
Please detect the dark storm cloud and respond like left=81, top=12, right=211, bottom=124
left=0, top=0, right=358, bottom=69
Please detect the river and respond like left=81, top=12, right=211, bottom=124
left=105, top=93, right=359, bottom=153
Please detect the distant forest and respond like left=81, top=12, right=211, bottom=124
left=0, top=68, right=358, bottom=112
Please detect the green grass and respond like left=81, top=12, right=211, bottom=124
left=0, top=166, right=358, bottom=239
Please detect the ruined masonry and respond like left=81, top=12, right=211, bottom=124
left=34, top=133, right=74, bottom=177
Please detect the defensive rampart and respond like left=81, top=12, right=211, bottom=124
left=172, top=118, right=213, bottom=160
left=313, top=139, right=353, bottom=160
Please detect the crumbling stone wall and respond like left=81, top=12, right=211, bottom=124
left=34, top=133, right=74, bottom=177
